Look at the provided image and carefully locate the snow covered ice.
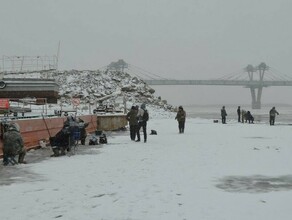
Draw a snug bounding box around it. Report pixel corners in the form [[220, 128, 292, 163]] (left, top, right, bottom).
[[1, 109, 292, 220]]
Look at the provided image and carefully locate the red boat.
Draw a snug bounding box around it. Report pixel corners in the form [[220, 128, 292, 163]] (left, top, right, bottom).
[[0, 114, 127, 157]]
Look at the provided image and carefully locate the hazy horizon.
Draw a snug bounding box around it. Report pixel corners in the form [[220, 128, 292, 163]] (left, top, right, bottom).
[[152, 85, 292, 106], [1, 0, 292, 105]]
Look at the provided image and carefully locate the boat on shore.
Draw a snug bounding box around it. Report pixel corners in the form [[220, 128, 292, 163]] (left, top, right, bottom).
[[0, 73, 129, 158], [0, 78, 59, 103]]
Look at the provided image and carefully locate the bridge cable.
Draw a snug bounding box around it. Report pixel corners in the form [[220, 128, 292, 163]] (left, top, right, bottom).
[[127, 64, 173, 80], [268, 67, 292, 80], [126, 65, 157, 80], [215, 69, 247, 81], [128, 64, 170, 80]]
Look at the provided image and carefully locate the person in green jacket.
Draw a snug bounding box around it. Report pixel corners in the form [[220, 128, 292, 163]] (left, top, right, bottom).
[[3, 123, 26, 165]]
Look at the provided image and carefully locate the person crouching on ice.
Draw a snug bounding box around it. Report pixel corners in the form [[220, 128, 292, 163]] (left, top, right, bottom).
[[3, 123, 26, 166]]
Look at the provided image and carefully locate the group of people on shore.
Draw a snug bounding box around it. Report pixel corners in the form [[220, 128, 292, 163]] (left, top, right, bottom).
[[128, 104, 280, 138], [1, 103, 281, 166], [49, 116, 89, 157], [174, 105, 280, 130], [2, 104, 185, 166], [236, 106, 254, 124], [126, 103, 149, 143], [221, 106, 279, 125], [128, 104, 186, 136], [173, 105, 279, 132]]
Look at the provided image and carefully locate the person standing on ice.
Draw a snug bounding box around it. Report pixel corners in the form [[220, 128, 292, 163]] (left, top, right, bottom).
[[175, 106, 186, 133], [136, 103, 148, 143], [237, 106, 241, 122], [269, 106, 279, 125], [126, 106, 138, 141], [221, 106, 227, 124]]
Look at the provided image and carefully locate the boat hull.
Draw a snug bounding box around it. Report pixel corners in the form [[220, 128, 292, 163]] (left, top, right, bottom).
[[0, 114, 127, 157], [0, 78, 59, 103]]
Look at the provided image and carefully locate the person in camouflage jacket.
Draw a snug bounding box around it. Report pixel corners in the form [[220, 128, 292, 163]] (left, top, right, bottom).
[[3, 123, 26, 165]]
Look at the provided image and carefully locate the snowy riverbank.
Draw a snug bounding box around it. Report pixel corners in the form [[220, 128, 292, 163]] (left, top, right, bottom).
[[1, 113, 292, 220]]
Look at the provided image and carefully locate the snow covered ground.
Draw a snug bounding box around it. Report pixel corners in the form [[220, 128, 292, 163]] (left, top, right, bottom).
[[1, 110, 292, 220]]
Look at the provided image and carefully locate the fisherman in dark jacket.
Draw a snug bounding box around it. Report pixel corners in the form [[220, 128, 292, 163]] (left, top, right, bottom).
[[50, 116, 89, 156], [126, 106, 138, 141], [49, 127, 70, 157], [237, 106, 241, 122], [269, 107, 279, 125], [175, 106, 186, 133], [245, 111, 254, 123], [3, 123, 26, 165], [221, 106, 227, 124]]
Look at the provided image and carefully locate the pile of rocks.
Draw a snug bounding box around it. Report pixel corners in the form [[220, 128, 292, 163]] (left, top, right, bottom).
[[51, 70, 174, 112]]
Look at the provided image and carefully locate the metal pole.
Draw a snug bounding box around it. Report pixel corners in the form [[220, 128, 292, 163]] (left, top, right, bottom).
[[42, 114, 52, 137], [56, 41, 60, 70], [45, 98, 47, 115], [20, 56, 24, 71]]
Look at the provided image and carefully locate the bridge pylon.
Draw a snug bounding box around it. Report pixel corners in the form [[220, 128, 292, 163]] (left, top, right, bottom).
[[245, 63, 268, 109]]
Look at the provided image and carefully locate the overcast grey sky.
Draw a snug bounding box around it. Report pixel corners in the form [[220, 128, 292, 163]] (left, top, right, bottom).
[[1, 0, 292, 105]]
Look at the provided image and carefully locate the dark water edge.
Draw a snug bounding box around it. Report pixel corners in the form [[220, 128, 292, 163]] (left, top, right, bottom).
[[184, 103, 292, 124]]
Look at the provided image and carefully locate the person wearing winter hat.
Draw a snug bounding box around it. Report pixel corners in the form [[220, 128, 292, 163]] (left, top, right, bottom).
[[175, 106, 186, 133], [141, 103, 146, 110], [269, 106, 279, 125], [3, 123, 26, 165], [221, 106, 227, 124], [136, 103, 148, 143], [126, 106, 138, 141]]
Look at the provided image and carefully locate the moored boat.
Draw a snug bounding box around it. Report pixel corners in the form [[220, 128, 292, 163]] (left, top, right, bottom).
[[0, 78, 59, 103], [0, 114, 127, 157]]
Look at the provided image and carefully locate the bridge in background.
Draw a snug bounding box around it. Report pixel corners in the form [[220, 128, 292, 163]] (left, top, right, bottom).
[[119, 62, 292, 109], [144, 79, 292, 87]]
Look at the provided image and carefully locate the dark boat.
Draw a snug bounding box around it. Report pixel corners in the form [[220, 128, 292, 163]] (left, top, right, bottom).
[[0, 78, 59, 103]]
